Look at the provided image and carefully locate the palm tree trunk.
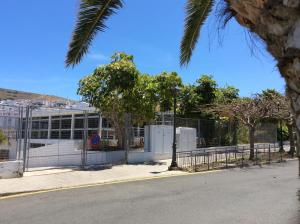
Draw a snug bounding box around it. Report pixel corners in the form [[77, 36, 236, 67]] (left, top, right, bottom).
[[227, 0, 300, 167], [287, 123, 296, 157]]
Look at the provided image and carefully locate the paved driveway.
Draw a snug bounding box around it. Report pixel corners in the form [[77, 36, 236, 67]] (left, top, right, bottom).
[[0, 161, 299, 224]]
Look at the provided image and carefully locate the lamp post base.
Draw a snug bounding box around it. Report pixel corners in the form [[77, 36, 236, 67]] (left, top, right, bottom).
[[168, 161, 179, 171]]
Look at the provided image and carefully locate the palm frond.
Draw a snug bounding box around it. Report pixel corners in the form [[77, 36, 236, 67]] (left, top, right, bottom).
[[66, 0, 123, 67], [180, 0, 214, 66]]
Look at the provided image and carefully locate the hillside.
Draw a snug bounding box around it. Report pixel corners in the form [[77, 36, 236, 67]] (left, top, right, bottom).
[[0, 88, 72, 102]]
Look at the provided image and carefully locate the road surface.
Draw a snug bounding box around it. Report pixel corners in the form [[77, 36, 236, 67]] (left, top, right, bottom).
[[0, 160, 299, 224]]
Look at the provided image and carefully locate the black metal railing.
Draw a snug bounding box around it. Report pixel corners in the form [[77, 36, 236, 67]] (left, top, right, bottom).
[[177, 143, 287, 172]]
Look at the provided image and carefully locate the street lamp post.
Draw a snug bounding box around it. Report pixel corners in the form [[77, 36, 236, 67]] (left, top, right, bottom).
[[169, 86, 179, 170]]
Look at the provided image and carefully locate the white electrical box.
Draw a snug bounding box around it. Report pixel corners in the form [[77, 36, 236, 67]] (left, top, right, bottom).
[[176, 127, 197, 152], [144, 125, 173, 154], [144, 125, 197, 154]]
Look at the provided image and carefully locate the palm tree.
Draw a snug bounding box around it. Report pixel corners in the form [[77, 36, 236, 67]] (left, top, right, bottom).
[[66, 0, 300, 159]]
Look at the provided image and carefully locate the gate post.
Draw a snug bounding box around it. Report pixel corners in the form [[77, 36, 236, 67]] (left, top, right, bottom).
[[22, 106, 30, 172]]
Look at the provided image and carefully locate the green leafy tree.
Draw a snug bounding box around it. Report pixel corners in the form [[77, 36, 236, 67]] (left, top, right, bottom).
[[195, 75, 217, 105], [178, 84, 199, 117], [78, 52, 155, 147], [215, 86, 239, 104], [154, 72, 183, 112]]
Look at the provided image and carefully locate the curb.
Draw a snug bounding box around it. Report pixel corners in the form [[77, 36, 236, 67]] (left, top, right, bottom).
[[0, 170, 221, 200]]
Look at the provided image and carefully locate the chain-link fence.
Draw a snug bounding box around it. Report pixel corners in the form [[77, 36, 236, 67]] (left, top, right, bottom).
[[0, 105, 31, 173], [152, 113, 278, 148], [23, 107, 130, 169], [0, 104, 282, 170]]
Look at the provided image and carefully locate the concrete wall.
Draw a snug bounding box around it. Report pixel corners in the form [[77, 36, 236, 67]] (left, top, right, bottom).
[[128, 151, 153, 163], [27, 140, 126, 167], [0, 160, 23, 179]]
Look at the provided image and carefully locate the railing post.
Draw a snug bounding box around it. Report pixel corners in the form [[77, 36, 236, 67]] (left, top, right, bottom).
[[242, 146, 244, 167], [234, 146, 237, 160], [225, 149, 228, 168], [255, 146, 258, 165], [190, 151, 193, 171], [194, 154, 197, 172], [215, 149, 217, 163], [268, 144, 271, 164], [207, 153, 210, 170]]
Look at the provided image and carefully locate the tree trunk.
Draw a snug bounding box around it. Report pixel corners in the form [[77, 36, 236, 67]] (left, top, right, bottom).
[[227, 0, 300, 169], [249, 126, 255, 160], [231, 118, 238, 145], [287, 123, 296, 157]]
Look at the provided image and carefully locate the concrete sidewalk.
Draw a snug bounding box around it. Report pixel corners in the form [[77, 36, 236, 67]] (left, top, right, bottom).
[[0, 160, 185, 196]]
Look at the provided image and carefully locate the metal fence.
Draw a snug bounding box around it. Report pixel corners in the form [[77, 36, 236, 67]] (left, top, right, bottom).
[[0, 104, 282, 171], [177, 143, 288, 172], [153, 114, 278, 148], [0, 105, 30, 171]]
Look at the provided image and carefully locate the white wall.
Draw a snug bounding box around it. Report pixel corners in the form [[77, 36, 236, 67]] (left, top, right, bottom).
[[0, 160, 23, 179], [25, 126, 197, 167], [27, 140, 125, 168]]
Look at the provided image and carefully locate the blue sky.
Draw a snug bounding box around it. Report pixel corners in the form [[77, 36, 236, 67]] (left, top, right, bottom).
[[0, 0, 285, 100]]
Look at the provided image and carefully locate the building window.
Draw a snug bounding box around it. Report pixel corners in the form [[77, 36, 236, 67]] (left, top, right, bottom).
[[40, 120, 48, 129], [31, 131, 39, 139], [32, 121, 40, 130], [75, 119, 84, 129], [40, 131, 48, 139], [74, 130, 83, 140], [51, 120, 60, 129], [50, 131, 59, 139], [61, 131, 71, 139], [61, 119, 71, 129], [88, 117, 99, 128], [102, 118, 112, 128]]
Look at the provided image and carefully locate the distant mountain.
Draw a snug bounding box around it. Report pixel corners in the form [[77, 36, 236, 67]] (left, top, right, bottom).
[[0, 88, 73, 102]]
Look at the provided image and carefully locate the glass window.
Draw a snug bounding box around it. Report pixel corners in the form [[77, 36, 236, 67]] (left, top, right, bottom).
[[74, 130, 83, 139], [51, 120, 60, 129], [61, 131, 71, 139], [88, 117, 99, 129], [101, 130, 108, 139], [40, 120, 48, 129], [102, 118, 108, 128], [31, 131, 39, 139], [61, 119, 71, 129], [22, 121, 26, 130], [88, 113, 99, 117], [75, 119, 84, 129], [40, 131, 48, 139], [50, 131, 59, 139], [32, 121, 40, 130]]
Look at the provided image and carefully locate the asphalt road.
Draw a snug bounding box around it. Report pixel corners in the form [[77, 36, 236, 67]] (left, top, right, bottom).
[[0, 161, 299, 224]]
